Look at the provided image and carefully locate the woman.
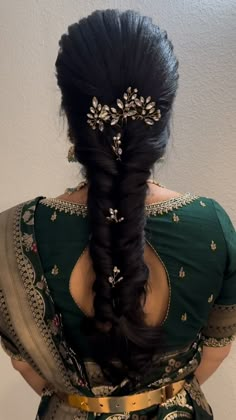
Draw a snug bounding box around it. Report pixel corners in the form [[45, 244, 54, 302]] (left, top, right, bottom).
[[0, 9, 235, 420]]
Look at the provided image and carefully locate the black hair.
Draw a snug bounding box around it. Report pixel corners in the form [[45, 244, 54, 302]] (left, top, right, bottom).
[[55, 9, 179, 380]]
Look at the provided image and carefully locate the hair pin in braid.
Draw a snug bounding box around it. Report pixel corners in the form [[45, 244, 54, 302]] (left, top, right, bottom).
[[106, 208, 124, 223], [112, 133, 122, 160], [108, 266, 123, 288]]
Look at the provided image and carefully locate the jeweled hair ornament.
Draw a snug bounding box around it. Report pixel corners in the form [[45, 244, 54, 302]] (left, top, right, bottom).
[[87, 87, 161, 132], [108, 266, 123, 288], [112, 133, 122, 160], [106, 208, 124, 223]]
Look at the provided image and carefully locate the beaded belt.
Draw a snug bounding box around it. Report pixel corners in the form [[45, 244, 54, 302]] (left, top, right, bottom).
[[59, 380, 185, 413]]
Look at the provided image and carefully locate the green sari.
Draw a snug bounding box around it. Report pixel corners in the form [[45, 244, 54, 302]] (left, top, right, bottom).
[[0, 193, 235, 419]]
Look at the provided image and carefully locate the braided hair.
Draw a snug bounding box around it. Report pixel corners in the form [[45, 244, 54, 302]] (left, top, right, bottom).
[[55, 9, 179, 379]]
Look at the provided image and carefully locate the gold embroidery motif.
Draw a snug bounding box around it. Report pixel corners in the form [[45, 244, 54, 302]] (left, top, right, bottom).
[[51, 211, 57, 221], [22, 206, 35, 225], [210, 240, 217, 251], [164, 358, 183, 375], [184, 376, 212, 415], [200, 201, 206, 207], [172, 213, 180, 222], [163, 411, 192, 420], [40, 198, 88, 217], [22, 233, 34, 252], [179, 267, 185, 278], [202, 303, 236, 338], [181, 313, 187, 322], [146, 193, 199, 216], [161, 388, 193, 411], [106, 414, 130, 420], [51, 265, 59, 276], [40, 193, 199, 218], [202, 335, 236, 347], [208, 294, 213, 303]]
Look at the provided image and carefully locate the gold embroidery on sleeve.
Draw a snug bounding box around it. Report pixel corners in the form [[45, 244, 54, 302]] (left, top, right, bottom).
[[163, 411, 192, 420], [210, 240, 217, 251], [202, 335, 235, 347], [179, 267, 186, 278], [200, 201, 206, 207], [51, 211, 57, 222], [208, 294, 213, 303]]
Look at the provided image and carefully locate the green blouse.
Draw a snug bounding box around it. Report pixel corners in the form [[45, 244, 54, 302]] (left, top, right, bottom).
[[34, 192, 236, 356]]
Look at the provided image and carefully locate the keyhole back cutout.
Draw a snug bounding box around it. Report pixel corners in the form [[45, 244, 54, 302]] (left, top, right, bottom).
[[69, 243, 170, 327]]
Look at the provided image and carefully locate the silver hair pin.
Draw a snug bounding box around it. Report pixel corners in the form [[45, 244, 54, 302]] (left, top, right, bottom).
[[112, 133, 122, 160], [106, 208, 124, 223], [87, 87, 161, 132], [108, 266, 123, 288]]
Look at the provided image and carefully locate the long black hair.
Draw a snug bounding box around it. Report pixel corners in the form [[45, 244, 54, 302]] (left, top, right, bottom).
[[55, 9, 179, 380]]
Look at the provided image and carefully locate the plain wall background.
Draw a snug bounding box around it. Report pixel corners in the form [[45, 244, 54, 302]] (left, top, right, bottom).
[[0, 1, 235, 419]]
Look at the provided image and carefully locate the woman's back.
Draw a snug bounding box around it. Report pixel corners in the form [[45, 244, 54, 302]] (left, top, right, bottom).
[[34, 182, 235, 354]]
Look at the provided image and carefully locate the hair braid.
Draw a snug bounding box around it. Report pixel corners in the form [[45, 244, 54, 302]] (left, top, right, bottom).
[[55, 8, 179, 376]]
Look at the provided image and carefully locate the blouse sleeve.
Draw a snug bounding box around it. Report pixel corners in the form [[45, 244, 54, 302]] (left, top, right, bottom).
[[202, 199, 236, 347]]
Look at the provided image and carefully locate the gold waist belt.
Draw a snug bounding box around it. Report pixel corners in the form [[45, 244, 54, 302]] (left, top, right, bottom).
[[60, 380, 185, 413]]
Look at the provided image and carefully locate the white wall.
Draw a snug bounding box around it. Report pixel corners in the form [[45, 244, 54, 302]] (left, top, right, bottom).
[[0, 1, 235, 419]]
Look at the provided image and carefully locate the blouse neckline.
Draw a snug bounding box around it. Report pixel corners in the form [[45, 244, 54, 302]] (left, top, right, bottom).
[[39, 192, 200, 217]]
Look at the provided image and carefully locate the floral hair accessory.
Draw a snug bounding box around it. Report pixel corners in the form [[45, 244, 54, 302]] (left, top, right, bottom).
[[108, 266, 123, 288], [106, 208, 124, 223], [87, 87, 161, 132], [112, 133, 122, 160]]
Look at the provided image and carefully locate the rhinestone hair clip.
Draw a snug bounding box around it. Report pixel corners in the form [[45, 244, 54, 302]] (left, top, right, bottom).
[[106, 208, 124, 223], [87, 87, 161, 132], [87, 87, 161, 160], [108, 267, 123, 288]]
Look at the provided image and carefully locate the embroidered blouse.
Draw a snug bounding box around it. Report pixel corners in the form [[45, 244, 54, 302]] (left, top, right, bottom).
[[0, 192, 235, 419], [33, 193, 236, 353]]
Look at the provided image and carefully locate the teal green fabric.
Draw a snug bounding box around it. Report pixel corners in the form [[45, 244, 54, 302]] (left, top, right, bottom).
[[1, 194, 235, 419], [34, 195, 236, 354]]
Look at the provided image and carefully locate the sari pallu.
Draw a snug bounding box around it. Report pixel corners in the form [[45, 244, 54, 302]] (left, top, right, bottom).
[[0, 199, 213, 419]]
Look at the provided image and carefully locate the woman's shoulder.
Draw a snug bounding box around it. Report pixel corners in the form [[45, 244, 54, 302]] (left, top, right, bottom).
[[0, 196, 45, 225]]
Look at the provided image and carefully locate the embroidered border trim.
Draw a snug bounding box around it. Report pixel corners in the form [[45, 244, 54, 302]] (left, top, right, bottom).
[[145, 193, 199, 216], [0, 290, 40, 372], [13, 202, 74, 392], [40, 198, 88, 217], [212, 304, 236, 312], [202, 334, 236, 347], [40, 193, 200, 217], [163, 411, 192, 420]]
